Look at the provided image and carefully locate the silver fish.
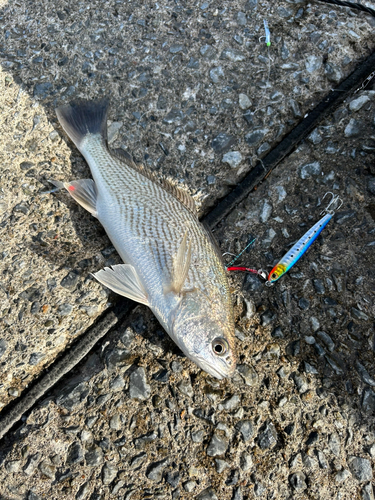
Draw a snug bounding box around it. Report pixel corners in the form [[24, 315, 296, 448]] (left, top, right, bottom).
[[55, 99, 236, 379]]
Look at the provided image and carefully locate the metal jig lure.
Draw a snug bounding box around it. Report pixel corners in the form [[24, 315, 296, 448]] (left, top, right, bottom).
[[265, 192, 342, 286], [226, 193, 342, 286]]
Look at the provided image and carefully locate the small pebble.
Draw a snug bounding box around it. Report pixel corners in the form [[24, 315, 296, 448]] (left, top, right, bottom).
[[129, 367, 151, 400], [361, 483, 375, 500], [260, 309, 276, 326], [328, 432, 341, 456], [304, 362, 318, 375], [57, 303, 73, 316], [355, 361, 375, 387], [109, 414, 122, 430], [310, 317, 320, 331], [351, 308, 369, 321], [196, 487, 218, 500], [335, 469, 350, 483], [183, 480, 196, 492], [240, 453, 253, 472], [317, 331, 335, 352], [237, 364, 258, 386], [348, 457, 373, 482], [38, 459, 56, 480], [211, 132, 236, 153], [166, 471, 180, 488], [0, 339, 7, 359], [60, 271, 79, 290], [313, 279, 325, 294], [317, 450, 328, 469], [85, 446, 104, 467], [238, 93, 251, 110], [200, 45, 216, 59], [289, 472, 307, 491], [5, 461, 21, 473], [235, 420, 254, 442], [206, 432, 229, 457], [222, 151, 242, 168], [324, 63, 342, 83], [66, 442, 84, 465], [257, 421, 277, 449], [298, 298, 310, 310], [221, 48, 245, 62], [344, 118, 361, 138], [215, 458, 230, 473], [299, 161, 321, 179], [305, 55, 322, 73], [171, 360, 183, 373], [210, 66, 225, 84], [253, 482, 266, 497], [107, 122, 123, 143], [177, 378, 194, 398], [260, 201, 272, 223], [245, 129, 269, 147], [218, 394, 240, 411], [146, 458, 169, 482], [293, 372, 309, 393], [307, 129, 322, 145], [349, 95, 370, 112], [191, 430, 205, 443], [102, 462, 118, 485]]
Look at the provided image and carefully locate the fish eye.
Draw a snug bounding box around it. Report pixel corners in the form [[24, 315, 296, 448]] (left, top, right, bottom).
[[271, 272, 278, 280], [212, 338, 229, 356]]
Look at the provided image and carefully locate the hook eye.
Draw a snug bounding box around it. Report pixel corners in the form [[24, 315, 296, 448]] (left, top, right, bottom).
[[257, 269, 268, 280], [320, 192, 342, 215]]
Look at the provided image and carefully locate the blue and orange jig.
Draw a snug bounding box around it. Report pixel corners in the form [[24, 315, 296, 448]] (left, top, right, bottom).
[[265, 192, 342, 285], [227, 192, 343, 286]]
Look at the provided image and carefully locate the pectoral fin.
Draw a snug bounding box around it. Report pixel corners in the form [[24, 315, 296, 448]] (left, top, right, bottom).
[[50, 179, 98, 217], [164, 232, 192, 295], [94, 264, 149, 306]]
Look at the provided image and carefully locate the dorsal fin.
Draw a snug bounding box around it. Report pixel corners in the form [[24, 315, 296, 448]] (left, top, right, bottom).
[[110, 147, 197, 216], [159, 177, 197, 214], [202, 221, 225, 264]]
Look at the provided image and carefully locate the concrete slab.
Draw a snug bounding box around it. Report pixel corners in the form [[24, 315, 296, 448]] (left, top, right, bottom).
[[0, 0, 374, 410], [0, 0, 374, 498], [1, 87, 375, 497]]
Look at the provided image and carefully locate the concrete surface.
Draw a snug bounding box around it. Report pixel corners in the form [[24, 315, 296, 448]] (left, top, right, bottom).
[[0, 0, 374, 499]]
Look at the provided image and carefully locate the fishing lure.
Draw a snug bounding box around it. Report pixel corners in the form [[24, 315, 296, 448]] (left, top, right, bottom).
[[266, 193, 342, 285], [263, 20, 271, 47], [226, 193, 342, 285]]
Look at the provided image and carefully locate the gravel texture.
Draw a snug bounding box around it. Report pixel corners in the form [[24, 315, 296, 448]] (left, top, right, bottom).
[[0, 0, 375, 498], [0, 0, 374, 409]]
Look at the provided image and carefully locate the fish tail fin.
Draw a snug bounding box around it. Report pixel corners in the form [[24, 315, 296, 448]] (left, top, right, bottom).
[[56, 99, 109, 150]]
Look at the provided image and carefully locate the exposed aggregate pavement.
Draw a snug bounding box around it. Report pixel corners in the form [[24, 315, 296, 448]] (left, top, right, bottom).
[[0, 0, 375, 499]]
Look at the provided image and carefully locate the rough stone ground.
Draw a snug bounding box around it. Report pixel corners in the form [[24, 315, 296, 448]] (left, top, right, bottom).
[[0, 0, 374, 499]]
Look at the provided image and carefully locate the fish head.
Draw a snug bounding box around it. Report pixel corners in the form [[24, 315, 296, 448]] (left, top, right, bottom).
[[171, 291, 237, 379], [267, 263, 286, 283]]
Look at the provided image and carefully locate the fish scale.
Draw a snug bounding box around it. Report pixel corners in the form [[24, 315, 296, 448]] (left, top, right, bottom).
[[55, 99, 236, 379], [93, 151, 230, 340]]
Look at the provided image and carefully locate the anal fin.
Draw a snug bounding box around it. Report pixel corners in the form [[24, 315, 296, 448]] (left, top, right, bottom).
[[93, 264, 149, 306], [50, 179, 98, 217]]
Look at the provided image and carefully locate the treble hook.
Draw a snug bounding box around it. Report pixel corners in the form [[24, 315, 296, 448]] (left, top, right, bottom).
[[320, 192, 343, 216]]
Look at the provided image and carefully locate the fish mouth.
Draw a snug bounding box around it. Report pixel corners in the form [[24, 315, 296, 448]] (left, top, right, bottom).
[[195, 356, 235, 380]]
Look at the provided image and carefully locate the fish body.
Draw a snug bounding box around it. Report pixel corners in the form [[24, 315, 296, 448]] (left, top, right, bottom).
[[55, 99, 236, 379], [267, 212, 333, 283]]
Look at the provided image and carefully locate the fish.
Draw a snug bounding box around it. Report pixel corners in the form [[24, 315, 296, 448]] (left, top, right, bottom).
[[54, 99, 236, 379]]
